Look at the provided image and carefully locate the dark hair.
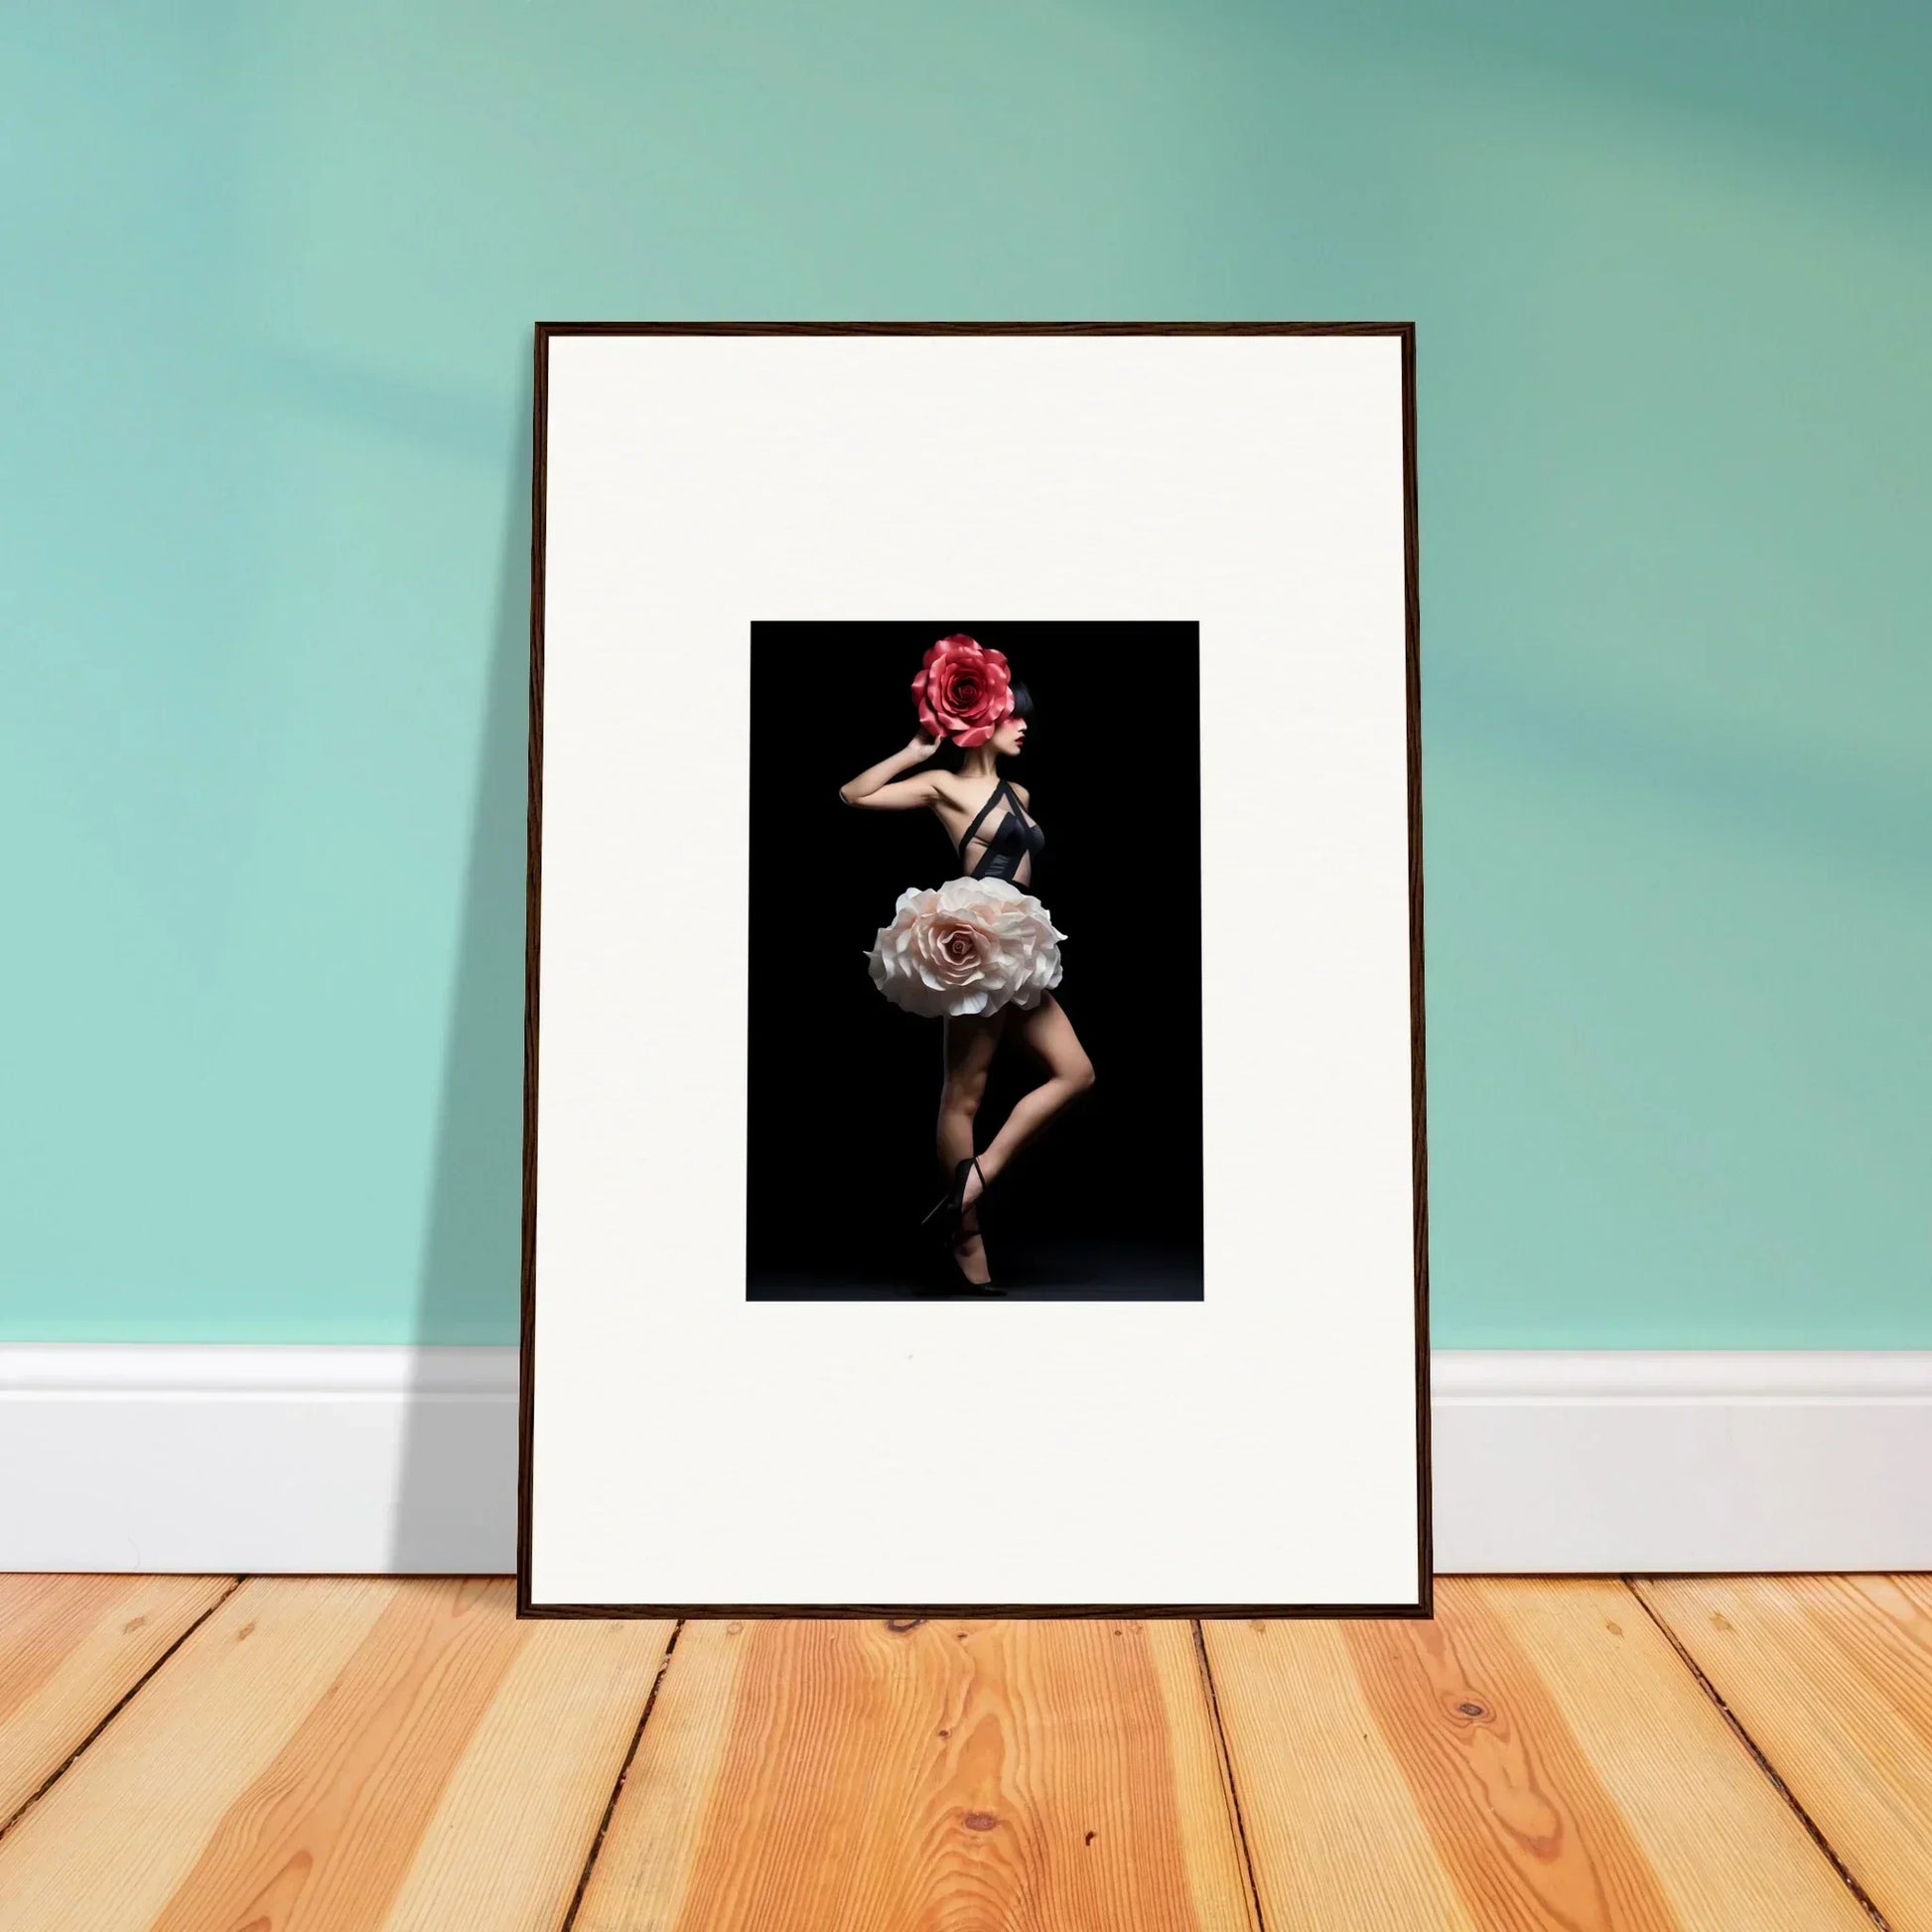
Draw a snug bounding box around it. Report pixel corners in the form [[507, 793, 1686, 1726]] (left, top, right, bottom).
[[1008, 679, 1035, 721]]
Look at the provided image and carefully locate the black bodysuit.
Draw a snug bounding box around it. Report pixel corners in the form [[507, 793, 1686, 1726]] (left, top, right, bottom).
[[957, 778, 1045, 888]]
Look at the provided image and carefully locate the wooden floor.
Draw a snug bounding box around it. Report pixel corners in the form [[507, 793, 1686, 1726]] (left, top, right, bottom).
[[0, 1578, 1926, 1928]]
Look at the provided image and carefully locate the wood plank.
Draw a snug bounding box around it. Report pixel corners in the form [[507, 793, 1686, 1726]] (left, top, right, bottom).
[[1637, 1573, 1932, 1928], [576, 1615, 1257, 1931], [377, 1603, 675, 1932], [0, 1574, 234, 1830], [0, 1577, 672, 1931], [1202, 1579, 1870, 1930], [0, 1575, 392, 1928]]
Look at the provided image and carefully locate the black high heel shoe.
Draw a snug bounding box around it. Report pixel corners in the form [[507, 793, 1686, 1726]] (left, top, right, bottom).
[[921, 1157, 988, 1242], [919, 1158, 1004, 1295]]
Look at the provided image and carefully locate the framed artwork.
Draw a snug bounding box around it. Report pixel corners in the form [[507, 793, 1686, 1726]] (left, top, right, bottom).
[[519, 324, 1430, 1617]]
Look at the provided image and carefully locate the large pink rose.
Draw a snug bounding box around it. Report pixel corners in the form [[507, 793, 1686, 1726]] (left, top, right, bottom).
[[867, 877, 1064, 1019], [911, 633, 1014, 749]]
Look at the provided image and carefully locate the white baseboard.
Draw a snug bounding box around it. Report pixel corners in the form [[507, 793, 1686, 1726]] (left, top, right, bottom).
[[1431, 1351, 1932, 1574], [4, 1346, 1929, 1577], [0, 1346, 516, 1576]]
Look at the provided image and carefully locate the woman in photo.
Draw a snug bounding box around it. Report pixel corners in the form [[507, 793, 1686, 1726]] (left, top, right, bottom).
[[839, 635, 1096, 1292]]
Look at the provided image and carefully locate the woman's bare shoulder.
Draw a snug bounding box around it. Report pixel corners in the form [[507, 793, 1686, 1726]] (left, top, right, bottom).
[[1009, 780, 1032, 807]]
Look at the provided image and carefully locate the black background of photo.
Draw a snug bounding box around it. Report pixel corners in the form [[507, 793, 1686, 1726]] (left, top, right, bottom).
[[745, 621, 1203, 1300]]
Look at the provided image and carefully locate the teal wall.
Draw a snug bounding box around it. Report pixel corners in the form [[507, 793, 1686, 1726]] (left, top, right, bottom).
[[5, 3, 1928, 1346]]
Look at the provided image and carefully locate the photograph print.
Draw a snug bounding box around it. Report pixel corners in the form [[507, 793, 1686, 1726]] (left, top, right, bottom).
[[522, 324, 1426, 1615], [747, 621, 1202, 1302]]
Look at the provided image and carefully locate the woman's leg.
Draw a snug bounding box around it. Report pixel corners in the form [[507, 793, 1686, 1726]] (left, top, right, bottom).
[[962, 995, 1094, 1207], [938, 1011, 1005, 1283]]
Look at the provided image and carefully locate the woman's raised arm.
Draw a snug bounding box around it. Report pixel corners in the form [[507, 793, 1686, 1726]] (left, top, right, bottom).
[[839, 732, 943, 809]]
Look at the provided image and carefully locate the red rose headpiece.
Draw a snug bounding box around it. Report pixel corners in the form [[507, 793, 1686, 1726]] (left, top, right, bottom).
[[912, 633, 1015, 749]]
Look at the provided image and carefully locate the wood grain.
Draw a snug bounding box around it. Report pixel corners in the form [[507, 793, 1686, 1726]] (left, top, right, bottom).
[[0, 1574, 233, 1831], [1202, 1579, 1871, 1929], [1637, 1573, 1932, 1928], [7, 1576, 1926, 1931], [375, 1596, 673, 1932], [575, 1615, 1257, 1931], [0, 1577, 672, 1931]]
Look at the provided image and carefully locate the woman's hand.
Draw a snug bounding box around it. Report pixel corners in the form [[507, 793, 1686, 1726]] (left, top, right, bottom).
[[906, 727, 939, 759]]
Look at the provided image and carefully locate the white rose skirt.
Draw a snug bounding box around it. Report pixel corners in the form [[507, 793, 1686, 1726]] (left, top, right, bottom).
[[867, 877, 1065, 1020]]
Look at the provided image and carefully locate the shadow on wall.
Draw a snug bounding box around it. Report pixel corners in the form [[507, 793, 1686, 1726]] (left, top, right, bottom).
[[389, 359, 532, 1573]]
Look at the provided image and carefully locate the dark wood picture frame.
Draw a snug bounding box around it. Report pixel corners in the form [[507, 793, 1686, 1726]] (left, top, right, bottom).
[[516, 322, 1431, 1620]]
